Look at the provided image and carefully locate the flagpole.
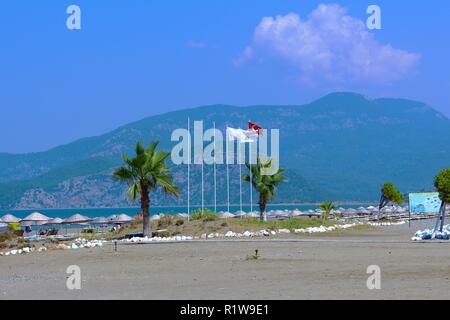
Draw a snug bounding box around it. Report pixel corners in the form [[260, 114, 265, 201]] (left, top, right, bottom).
[[239, 142, 242, 213], [213, 122, 217, 213], [226, 127, 230, 213], [187, 118, 190, 222], [250, 141, 253, 212]]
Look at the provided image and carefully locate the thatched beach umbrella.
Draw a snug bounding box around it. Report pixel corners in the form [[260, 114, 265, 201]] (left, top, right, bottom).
[[233, 211, 246, 218], [63, 214, 92, 224], [44, 218, 64, 226], [1, 214, 21, 223], [245, 212, 259, 218], [92, 217, 109, 225], [21, 212, 50, 226], [150, 214, 161, 221], [110, 214, 133, 224], [219, 212, 235, 219], [291, 209, 303, 217]]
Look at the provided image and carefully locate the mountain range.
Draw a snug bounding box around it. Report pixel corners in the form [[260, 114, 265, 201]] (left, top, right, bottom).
[[1, 92, 449, 210]]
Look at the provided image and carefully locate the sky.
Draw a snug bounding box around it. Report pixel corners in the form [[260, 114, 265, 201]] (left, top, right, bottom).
[[0, 0, 449, 153]]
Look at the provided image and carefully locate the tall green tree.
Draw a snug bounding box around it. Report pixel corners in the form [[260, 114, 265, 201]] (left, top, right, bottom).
[[113, 141, 179, 236], [434, 168, 450, 231], [319, 201, 336, 221], [378, 182, 403, 220], [243, 158, 286, 221]]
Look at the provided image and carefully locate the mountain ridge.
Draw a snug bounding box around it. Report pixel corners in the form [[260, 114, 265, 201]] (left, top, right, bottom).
[[1, 92, 449, 209]]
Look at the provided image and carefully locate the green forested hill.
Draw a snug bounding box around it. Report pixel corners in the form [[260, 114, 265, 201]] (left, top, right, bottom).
[[1, 92, 449, 209]]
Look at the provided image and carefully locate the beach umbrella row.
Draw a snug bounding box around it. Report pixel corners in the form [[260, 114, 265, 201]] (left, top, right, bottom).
[[0, 212, 135, 227]]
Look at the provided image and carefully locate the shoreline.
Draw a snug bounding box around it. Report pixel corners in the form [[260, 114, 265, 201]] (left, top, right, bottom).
[[1, 202, 379, 212]]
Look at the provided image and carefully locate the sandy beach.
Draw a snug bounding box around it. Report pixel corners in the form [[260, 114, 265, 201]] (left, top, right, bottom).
[[1, 219, 449, 300]]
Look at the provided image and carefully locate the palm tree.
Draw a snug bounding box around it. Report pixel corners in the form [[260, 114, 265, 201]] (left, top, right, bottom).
[[319, 201, 336, 221], [113, 141, 180, 236], [243, 157, 285, 221]]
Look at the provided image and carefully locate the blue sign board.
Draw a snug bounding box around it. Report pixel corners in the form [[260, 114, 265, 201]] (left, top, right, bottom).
[[409, 193, 442, 213]]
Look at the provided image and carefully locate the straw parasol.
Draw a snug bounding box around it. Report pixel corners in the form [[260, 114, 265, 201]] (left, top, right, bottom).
[[219, 212, 235, 219], [110, 214, 133, 224], [150, 214, 161, 221], [233, 211, 246, 218], [92, 217, 109, 225], [63, 214, 92, 224], [1, 214, 21, 223], [44, 218, 64, 226], [21, 212, 50, 226], [245, 212, 259, 218]]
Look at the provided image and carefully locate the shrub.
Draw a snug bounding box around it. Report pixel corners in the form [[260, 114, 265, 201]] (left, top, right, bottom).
[[158, 215, 173, 228], [175, 219, 184, 226], [0, 232, 13, 243], [158, 230, 171, 238], [191, 209, 219, 221]]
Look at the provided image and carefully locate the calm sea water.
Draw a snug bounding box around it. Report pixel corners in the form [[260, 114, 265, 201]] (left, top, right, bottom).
[[0, 204, 373, 219]]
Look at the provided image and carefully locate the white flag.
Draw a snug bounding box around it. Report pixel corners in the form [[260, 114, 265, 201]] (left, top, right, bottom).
[[227, 127, 258, 143]]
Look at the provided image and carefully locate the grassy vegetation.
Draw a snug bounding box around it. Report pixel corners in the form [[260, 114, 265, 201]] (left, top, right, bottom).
[[191, 209, 219, 222], [228, 217, 338, 230], [98, 215, 357, 241]]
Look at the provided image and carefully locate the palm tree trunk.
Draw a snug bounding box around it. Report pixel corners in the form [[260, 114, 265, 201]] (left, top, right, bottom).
[[141, 184, 151, 237], [259, 194, 267, 222]]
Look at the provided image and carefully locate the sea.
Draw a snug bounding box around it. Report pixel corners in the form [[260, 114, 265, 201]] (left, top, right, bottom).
[[0, 204, 376, 219]]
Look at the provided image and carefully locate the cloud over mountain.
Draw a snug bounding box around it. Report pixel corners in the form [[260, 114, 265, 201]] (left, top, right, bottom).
[[238, 4, 420, 85]]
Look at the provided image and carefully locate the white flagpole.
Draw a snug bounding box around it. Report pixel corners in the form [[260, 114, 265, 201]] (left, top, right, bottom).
[[250, 141, 253, 212], [187, 118, 190, 222], [213, 122, 217, 213], [226, 128, 230, 213], [239, 142, 242, 213]]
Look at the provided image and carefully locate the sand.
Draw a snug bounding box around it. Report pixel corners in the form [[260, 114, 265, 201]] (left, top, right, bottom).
[[1, 219, 450, 300]]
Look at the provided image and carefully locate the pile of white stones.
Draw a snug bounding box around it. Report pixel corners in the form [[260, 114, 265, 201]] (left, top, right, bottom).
[[67, 238, 107, 249], [411, 224, 450, 241], [0, 246, 43, 256], [368, 221, 406, 227], [122, 235, 194, 243]]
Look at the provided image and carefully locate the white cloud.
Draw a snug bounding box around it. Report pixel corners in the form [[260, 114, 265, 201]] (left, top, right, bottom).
[[233, 46, 253, 66], [239, 4, 420, 84]]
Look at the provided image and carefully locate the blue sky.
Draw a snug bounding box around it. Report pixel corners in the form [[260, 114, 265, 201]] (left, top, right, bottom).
[[0, 0, 449, 153]]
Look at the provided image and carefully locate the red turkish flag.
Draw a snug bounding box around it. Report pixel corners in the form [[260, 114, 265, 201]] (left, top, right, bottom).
[[248, 121, 263, 135]]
